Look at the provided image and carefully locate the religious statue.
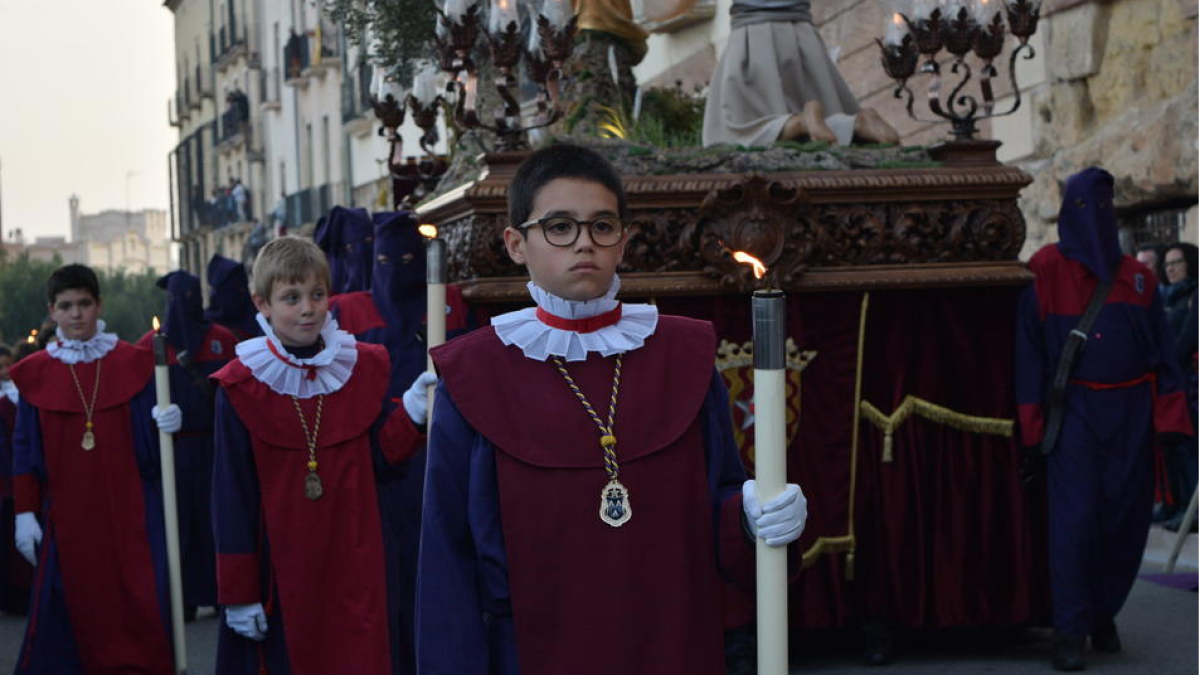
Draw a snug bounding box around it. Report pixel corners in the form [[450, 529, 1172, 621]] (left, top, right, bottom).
[[701, 0, 900, 147]]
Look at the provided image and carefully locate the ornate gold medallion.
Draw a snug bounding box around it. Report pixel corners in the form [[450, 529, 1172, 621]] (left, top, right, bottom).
[[599, 479, 632, 527], [81, 430, 95, 451], [304, 471, 324, 501]]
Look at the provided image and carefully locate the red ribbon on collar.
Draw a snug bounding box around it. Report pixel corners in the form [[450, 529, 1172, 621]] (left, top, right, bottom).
[[535, 305, 623, 334], [266, 339, 319, 380]]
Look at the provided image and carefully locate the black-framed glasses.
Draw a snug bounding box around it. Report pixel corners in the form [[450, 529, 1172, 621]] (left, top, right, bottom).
[[516, 216, 626, 248]]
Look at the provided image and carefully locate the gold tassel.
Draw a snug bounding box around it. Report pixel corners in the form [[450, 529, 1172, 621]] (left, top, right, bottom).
[[861, 396, 1013, 461], [845, 551, 855, 581]]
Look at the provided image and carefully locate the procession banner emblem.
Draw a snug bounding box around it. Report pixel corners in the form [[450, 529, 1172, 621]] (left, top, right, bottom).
[[715, 339, 816, 476]]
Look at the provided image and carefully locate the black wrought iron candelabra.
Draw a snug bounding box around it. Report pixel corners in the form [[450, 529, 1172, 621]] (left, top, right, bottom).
[[876, 0, 1041, 142], [433, 3, 578, 152], [371, 84, 445, 207]]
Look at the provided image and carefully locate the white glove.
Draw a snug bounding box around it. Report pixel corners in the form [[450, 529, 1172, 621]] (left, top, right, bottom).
[[225, 603, 268, 641], [402, 372, 439, 424], [743, 480, 808, 547], [151, 404, 183, 434], [14, 512, 41, 566]]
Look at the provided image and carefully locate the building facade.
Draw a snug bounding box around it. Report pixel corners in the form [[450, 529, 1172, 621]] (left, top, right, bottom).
[[69, 195, 171, 274], [165, 0, 444, 282]]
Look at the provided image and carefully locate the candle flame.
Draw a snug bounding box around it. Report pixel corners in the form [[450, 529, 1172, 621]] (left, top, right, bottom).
[[892, 11, 903, 25], [733, 251, 767, 279], [419, 224, 439, 239], [152, 316, 161, 332], [26, 336, 34, 344], [499, 0, 509, 9], [30, 329, 37, 337]]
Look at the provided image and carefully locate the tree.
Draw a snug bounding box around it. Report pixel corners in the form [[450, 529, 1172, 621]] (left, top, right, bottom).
[[0, 252, 62, 346], [0, 253, 167, 347]]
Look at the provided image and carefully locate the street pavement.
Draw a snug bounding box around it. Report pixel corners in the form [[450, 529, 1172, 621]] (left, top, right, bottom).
[[0, 568, 1190, 673]]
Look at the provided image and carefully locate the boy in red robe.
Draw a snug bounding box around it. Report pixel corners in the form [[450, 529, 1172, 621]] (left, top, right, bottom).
[[411, 144, 810, 675], [210, 236, 423, 675], [9, 264, 183, 674]]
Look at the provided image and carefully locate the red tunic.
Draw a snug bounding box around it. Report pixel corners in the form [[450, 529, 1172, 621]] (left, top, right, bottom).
[[9, 343, 174, 675], [431, 316, 751, 675], [212, 343, 395, 675]]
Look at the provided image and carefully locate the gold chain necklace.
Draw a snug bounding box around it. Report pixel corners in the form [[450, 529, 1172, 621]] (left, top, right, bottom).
[[67, 360, 102, 451], [551, 354, 630, 527], [290, 395, 325, 501]]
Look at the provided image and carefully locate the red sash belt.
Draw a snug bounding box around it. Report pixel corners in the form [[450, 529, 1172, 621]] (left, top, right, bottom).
[[1069, 372, 1155, 391]]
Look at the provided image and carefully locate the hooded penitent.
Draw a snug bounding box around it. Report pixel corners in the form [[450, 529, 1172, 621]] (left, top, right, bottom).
[[318, 207, 376, 295], [158, 270, 210, 358], [205, 254, 260, 339], [1056, 167, 1123, 281]]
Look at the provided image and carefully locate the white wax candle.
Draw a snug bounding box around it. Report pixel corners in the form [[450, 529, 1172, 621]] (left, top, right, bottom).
[[541, 0, 571, 29], [884, 12, 907, 44], [528, 18, 543, 55], [974, 0, 999, 23], [446, 0, 473, 20], [413, 67, 440, 105], [489, 0, 520, 33]]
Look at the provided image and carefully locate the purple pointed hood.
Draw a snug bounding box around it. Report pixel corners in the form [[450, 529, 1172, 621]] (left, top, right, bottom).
[[1057, 167, 1123, 281], [317, 206, 375, 294], [370, 210, 427, 338], [157, 270, 210, 356], [204, 254, 261, 338], [314, 212, 347, 296]]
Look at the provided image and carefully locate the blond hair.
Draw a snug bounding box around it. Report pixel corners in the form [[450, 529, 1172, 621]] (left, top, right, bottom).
[[250, 236, 332, 300]]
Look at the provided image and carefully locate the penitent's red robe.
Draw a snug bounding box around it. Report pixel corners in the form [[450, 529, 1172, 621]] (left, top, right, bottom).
[[211, 342, 417, 675], [418, 316, 755, 675], [9, 342, 175, 675]]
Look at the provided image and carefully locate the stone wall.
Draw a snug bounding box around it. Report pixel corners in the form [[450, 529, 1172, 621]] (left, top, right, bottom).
[[634, 0, 1198, 257]]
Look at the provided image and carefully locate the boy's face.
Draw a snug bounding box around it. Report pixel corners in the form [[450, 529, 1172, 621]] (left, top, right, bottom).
[[503, 178, 626, 302], [253, 274, 329, 347], [48, 288, 102, 342]]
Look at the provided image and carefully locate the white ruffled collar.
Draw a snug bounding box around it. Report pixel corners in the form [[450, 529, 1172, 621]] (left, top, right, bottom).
[[46, 320, 120, 365], [491, 276, 659, 362], [0, 380, 17, 405], [235, 313, 359, 398]]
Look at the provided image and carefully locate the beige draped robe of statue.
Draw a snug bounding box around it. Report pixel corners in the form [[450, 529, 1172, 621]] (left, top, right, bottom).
[[702, 0, 861, 147]]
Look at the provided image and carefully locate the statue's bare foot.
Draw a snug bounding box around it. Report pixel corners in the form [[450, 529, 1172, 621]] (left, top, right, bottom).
[[853, 107, 901, 145], [802, 100, 838, 143], [779, 101, 838, 143]]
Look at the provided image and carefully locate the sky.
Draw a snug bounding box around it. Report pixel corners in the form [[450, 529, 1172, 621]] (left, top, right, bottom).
[[0, 0, 177, 242]]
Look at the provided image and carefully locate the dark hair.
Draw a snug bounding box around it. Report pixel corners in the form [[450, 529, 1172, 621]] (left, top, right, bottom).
[[1137, 243, 1166, 282], [1166, 242, 1199, 281], [46, 264, 101, 305], [507, 144, 627, 230], [0, 345, 10, 360]]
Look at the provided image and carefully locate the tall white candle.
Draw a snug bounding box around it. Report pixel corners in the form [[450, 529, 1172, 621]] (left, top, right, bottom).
[[152, 321, 188, 675], [423, 228, 447, 425], [752, 290, 788, 675]]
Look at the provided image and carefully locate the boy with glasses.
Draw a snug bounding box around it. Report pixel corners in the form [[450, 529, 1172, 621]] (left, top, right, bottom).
[[410, 144, 809, 675]]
